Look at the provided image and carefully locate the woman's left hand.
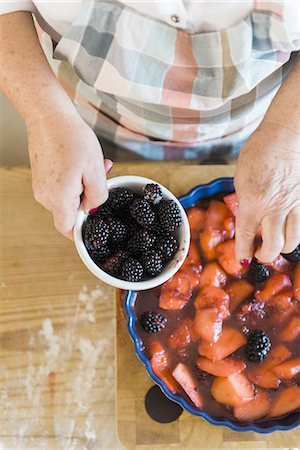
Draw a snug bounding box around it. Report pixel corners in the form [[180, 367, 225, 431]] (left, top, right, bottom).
[[234, 121, 300, 264]]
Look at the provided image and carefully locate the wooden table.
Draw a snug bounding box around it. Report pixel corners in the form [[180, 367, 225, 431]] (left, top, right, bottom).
[[1, 165, 299, 450]]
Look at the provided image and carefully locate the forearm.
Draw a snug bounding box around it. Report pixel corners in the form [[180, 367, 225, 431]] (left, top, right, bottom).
[[0, 11, 76, 126], [259, 56, 300, 136]]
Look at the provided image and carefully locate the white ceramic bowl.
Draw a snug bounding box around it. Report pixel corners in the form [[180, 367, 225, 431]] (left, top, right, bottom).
[[74, 176, 190, 290]]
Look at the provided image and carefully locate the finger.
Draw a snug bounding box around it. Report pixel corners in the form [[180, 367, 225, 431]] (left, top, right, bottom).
[[235, 209, 258, 264], [53, 197, 80, 240], [282, 207, 300, 253], [255, 214, 286, 263], [104, 159, 113, 174], [81, 163, 109, 212]]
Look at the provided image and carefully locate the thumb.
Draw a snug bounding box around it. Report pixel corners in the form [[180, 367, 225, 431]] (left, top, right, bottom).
[[81, 160, 112, 212]]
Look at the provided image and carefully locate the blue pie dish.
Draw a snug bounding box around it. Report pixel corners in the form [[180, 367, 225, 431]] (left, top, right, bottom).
[[124, 177, 300, 434]]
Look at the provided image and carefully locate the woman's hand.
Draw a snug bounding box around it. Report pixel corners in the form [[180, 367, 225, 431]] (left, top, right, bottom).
[[28, 111, 112, 239], [234, 121, 300, 264]]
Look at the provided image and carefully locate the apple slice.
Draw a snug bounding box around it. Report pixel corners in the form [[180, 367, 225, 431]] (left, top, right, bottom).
[[216, 240, 245, 276], [268, 386, 300, 418], [194, 285, 230, 319], [224, 193, 238, 217], [256, 273, 292, 302], [187, 207, 207, 237], [194, 308, 223, 343], [226, 280, 255, 313], [172, 363, 203, 408], [197, 356, 245, 377], [273, 357, 300, 379], [198, 327, 246, 361], [278, 316, 300, 342], [211, 372, 254, 407], [294, 262, 300, 301], [199, 262, 227, 288], [199, 227, 223, 262], [233, 389, 271, 421]]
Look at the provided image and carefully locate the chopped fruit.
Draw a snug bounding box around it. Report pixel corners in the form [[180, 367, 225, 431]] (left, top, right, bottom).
[[198, 327, 246, 361], [163, 272, 192, 296], [278, 316, 300, 342], [248, 345, 292, 389], [223, 216, 235, 240], [198, 262, 227, 289], [236, 298, 266, 322], [140, 311, 167, 333], [194, 308, 223, 343], [149, 342, 169, 375], [183, 241, 201, 266], [197, 356, 246, 377], [223, 193, 239, 217], [233, 389, 271, 421], [226, 280, 255, 313], [268, 254, 290, 273], [183, 265, 202, 289], [159, 289, 190, 310], [268, 386, 300, 418], [187, 207, 206, 237], [281, 244, 300, 262], [211, 373, 254, 407], [206, 200, 232, 230], [194, 286, 230, 319], [256, 273, 292, 302], [199, 228, 223, 262], [248, 260, 270, 283], [216, 240, 245, 277], [169, 319, 195, 349], [265, 289, 293, 323], [245, 330, 271, 362], [172, 363, 203, 408], [294, 262, 300, 301], [160, 373, 179, 394], [273, 357, 300, 379]]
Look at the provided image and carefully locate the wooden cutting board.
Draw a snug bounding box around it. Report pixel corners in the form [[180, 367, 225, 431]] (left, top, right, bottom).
[[115, 165, 300, 450]]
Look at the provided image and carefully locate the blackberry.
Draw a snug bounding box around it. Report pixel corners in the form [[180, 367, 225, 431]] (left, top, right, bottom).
[[130, 199, 156, 227], [107, 187, 134, 211], [83, 217, 109, 246], [247, 260, 270, 283], [101, 251, 128, 277], [245, 330, 271, 362], [143, 183, 163, 205], [121, 258, 143, 282], [93, 202, 113, 219], [156, 235, 179, 261], [140, 311, 167, 333], [282, 244, 300, 262], [85, 240, 111, 263], [157, 200, 182, 232], [106, 217, 127, 244], [142, 250, 164, 277], [127, 230, 157, 254]]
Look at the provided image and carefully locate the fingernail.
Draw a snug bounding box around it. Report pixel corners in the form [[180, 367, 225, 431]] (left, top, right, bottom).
[[104, 159, 113, 174], [240, 259, 251, 268], [89, 207, 98, 215]]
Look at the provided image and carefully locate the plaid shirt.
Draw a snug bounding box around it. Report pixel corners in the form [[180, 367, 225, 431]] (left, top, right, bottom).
[[37, 0, 300, 160]]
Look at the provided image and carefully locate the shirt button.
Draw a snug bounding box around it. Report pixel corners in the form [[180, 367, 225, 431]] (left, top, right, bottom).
[[171, 14, 180, 23]]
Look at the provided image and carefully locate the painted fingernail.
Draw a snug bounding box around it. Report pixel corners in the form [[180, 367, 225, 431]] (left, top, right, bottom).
[[240, 259, 251, 268], [89, 207, 98, 215]]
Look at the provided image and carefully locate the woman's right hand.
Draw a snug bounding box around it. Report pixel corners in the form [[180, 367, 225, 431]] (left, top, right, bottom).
[[27, 111, 113, 239]]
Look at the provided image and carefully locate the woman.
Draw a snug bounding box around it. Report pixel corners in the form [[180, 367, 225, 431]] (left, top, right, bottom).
[[1, 0, 299, 265]]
